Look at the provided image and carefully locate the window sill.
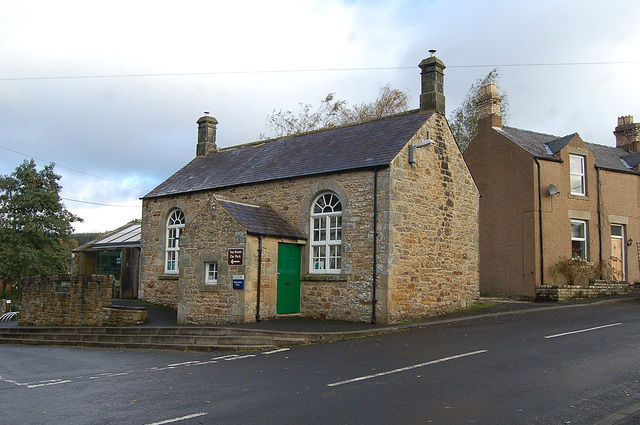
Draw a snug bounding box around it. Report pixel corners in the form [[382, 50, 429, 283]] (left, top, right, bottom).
[[159, 274, 179, 280], [568, 194, 589, 200], [301, 274, 347, 282]]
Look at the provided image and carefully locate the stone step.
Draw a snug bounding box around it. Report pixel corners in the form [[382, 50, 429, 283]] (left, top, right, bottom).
[[0, 336, 273, 352], [0, 326, 309, 338], [5, 333, 306, 346], [0, 332, 305, 346], [0, 327, 310, 351]]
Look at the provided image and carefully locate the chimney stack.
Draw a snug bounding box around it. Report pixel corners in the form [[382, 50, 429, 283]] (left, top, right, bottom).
[[196, 113, 218, 156], [614, 115, 640, 152], [419, 50, 446, 115], [478, 82, 502, 128]]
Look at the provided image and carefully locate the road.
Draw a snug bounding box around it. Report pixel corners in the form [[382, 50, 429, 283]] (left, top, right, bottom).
[[0, 299, 639, 424]]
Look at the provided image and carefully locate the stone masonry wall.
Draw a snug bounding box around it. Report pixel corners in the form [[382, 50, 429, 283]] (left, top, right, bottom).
[[20, 274, 113, 326], [222, 172, 385, 323], [177, 197, 248, 325], [141, 170, 384, 323], [386, 113, 480, 322], [536, 283, 629, 301]]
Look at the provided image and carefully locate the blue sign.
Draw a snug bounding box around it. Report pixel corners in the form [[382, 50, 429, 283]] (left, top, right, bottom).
[[232, 275, 245, 290]]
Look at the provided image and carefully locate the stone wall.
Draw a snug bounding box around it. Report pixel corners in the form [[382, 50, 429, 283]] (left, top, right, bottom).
[[141, 170, 384, 323], [387, 113, 480, 322], [536, 283, 630, 301], [101, 305, 147, 326], [20, 274, 113, 326], [177, 197, 249, 325]]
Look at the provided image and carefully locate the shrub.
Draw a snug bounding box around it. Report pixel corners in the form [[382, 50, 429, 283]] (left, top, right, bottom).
[[551, 257, 625, 285], [551, 257, 598, 285]]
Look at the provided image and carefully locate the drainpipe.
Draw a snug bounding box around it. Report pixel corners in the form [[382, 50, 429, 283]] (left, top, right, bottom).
[[596, 168, 603, 266], [535, 158, 544, 285], [256, 236, 263, 322], [371, 168, 379, 324]]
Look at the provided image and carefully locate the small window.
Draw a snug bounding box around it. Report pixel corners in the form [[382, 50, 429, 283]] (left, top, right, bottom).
[[205, 262, 218, 285], [570, 155, 586, 196], [571, 220, 588, 259]]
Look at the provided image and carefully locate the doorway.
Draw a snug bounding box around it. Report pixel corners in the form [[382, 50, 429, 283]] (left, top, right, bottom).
[[611, 224, 625, 281], [277, 243, 301, 314]]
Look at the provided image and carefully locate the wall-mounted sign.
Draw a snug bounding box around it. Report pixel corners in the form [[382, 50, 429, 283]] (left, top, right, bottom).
[[232, 275, 245, 290], [228, 248, 244, 266]]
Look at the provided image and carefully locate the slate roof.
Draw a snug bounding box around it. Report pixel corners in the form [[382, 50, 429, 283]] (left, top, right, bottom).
[[586, 143, 640, 174], [217, 198, 305, 239], [494, 126, 563, 161], [144, 111, 432, 199], [495, 126, 639, 174]]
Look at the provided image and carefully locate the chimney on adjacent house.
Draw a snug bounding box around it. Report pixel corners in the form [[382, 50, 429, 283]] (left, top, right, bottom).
[[477, 82, 502, 128], [614, 115, 640, 152], [196, 113, 218, 156], [419, 50, 446, 115]]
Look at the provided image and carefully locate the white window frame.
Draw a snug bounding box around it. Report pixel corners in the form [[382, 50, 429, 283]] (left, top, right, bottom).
[[571, 219, 588, 259], [205, 262, 218, 285], [570, 154, 586, 196], [310, 192, 342, 274], [165, 209, 185, 274]]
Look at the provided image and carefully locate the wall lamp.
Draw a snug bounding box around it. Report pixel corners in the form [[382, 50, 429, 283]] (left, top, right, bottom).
[[627, 238, 633, 247], [408, 138, 435, 163]]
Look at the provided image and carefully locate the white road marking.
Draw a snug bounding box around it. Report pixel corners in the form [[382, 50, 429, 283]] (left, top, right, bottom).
[[327, 350, 488, 387], [144, 412, 208, 425], [211, 354, 241, 360], [224, 354, 256, 361], [544, 322, 623, 339], [263, 348, 290, 355], [90, 372, 130, 379], [167, 361, 201, 367], [27, 379, 72, 389], [2, 350, 268, 390]]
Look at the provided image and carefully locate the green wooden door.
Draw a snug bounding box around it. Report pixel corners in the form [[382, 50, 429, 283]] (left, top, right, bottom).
[[277, 243, 301, 314]]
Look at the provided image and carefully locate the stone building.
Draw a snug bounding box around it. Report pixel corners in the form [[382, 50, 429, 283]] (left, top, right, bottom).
[[140, 54, 480, 325], [464, 83, 640, 298]]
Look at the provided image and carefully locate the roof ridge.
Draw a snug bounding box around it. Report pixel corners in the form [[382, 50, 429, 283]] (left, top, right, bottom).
[[500, 125, 560, 139], [585, 141, 629, 152], [218, 109, 423, 153]]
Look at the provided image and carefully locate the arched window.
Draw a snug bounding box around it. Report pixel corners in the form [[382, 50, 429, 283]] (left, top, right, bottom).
[[165, 209, 185, 274], [310, 193, 342, 273]]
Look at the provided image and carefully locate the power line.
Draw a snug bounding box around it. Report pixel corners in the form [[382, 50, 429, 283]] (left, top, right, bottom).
[[0, 144, 150, 192], [61, 197, 141, 208], [0, 61, 638, 81]]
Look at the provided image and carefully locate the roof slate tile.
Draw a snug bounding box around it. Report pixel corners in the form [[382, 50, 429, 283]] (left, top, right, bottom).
[[217, 199, 305, 239], [495, 126, 639, 175], [145, 111, 432, 198]]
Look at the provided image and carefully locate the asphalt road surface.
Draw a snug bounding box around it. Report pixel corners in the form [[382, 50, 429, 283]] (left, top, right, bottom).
[[1, 299, 639, 424]]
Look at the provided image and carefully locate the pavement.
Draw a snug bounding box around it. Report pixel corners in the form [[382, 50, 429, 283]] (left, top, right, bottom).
[[4, 293, 637, 334]]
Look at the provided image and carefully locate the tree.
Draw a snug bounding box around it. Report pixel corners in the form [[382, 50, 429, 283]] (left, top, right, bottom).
[[0, 160, 82, 295], [261, 84, 409, 139], [448, 68, 509, 151]]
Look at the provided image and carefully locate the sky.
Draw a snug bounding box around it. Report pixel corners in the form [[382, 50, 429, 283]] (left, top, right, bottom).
[[1, 0, 639, 233]]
